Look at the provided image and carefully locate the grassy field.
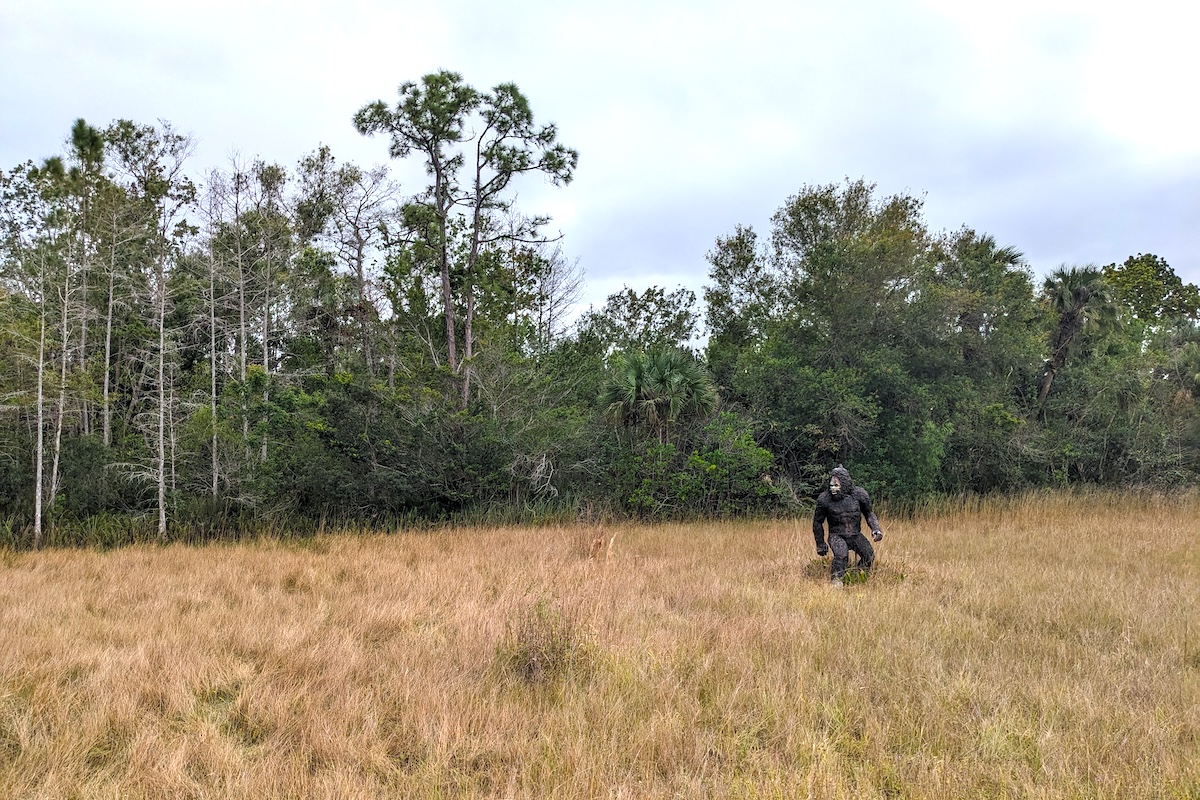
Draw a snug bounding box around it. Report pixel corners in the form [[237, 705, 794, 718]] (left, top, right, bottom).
[[1, 493, 1197, 799]]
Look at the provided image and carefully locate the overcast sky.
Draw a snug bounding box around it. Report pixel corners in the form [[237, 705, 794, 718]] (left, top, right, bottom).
[[3, 0, 1198, 312]]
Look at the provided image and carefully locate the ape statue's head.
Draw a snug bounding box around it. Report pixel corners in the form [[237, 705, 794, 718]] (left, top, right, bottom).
[[828, 466, 853, 499]]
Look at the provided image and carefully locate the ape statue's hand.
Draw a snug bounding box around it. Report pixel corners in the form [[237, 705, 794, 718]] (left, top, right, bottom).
[[872, 529, 884, 543], [816, 544, 829, 557]]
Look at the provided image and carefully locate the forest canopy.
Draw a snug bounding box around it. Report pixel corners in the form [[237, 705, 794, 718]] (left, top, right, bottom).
[[2, 72, 1199, 546]]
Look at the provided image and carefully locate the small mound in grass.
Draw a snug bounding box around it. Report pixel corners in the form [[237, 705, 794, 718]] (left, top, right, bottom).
[[802, 556, 913, 586]]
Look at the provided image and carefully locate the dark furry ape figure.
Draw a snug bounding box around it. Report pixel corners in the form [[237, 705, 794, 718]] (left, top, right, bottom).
[[812, 466, 884, 584]]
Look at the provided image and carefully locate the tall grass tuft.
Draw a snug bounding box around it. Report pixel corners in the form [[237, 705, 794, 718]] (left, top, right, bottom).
[[496, 597, 598, 685]]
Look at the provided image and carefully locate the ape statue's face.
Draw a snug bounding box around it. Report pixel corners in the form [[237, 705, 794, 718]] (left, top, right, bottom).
[[829, 476, 842, 498]]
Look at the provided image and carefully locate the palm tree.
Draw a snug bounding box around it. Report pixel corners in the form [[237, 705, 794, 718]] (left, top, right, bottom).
[[940, 231, 1027, 366], [1037, 266, 1117, 402], [600, 348, 717, 443], [600, 349, 652, 432]]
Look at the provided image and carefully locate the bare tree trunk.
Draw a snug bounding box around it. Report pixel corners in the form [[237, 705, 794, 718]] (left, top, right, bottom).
[[48, 262, 71, 509], [200, 169, 229, 500], [33, 256, 48, 549], [355, 239, 374, 377], [102, 253, 115, 446], [435, 161, 457, 374], [462, 280, 474, 408], [156, 248, 167, 540], [78, 229, 90, 436], [239, 253, 249, 458], [387, 345, 396, 391], [260, 258, 270, 464], [99, 200, 139, 448], [440, 244, 456, 373], [1036, 366, 1057, 404], [210, 241, 219, 499], [461, 168, 485, 410], [169, 382, 178, 509], [227, 166, 250, 464]]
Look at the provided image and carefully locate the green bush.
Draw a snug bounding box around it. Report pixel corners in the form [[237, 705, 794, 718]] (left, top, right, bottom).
[[620, 412, 792, 518]]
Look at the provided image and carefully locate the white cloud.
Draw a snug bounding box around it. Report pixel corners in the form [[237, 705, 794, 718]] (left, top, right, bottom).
[[2, 0, 1198, 302]]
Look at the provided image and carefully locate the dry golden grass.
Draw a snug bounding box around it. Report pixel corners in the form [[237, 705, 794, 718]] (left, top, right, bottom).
[[1, 493, 1197, 799]]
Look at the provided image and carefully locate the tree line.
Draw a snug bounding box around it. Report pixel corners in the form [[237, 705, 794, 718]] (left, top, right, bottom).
[[2, 71, 1198, 546]]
